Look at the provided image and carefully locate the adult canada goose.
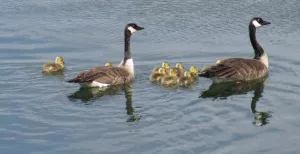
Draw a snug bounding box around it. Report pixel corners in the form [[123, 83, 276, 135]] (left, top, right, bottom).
[[67, 23, 144, 87], [199, 17, 271, 82], [161, 68, 179, 86], [179, 71, 194, 87], [149, 68, 166, 82], [42, 56, 65, 73]]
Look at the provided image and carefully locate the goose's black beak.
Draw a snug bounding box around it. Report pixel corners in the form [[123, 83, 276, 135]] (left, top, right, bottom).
[[136, 26, 144, 31], [263, 20, 271, 25]]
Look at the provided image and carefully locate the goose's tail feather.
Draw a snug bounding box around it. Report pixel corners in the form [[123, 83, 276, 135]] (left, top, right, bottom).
[[67, 78, 79, 83]]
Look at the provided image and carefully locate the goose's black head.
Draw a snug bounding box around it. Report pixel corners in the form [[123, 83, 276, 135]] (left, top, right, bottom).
[[125, 23, 144, 35], [250, 17, 271, 28]]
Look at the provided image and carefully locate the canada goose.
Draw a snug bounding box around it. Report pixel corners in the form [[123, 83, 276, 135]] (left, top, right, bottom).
[[189, 66, 199, 80], [173, 62, 184, 77], [152, 62, 170, 73], [104, 62, 113, 67], [67, 23, 144, 87], [149, 68, 166, 82], [199, 17, 271, 82], [161, 68, 179, 86], [42, 56, 65, 73], [179, 71, 194, 86]]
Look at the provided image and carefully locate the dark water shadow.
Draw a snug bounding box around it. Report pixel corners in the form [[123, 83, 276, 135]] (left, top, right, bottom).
[[68, 84, 141, 122], [200, 76, 271, 126]]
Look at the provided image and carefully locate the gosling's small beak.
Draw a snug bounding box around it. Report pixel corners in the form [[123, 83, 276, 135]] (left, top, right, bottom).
[[263, 20, 271, 25]]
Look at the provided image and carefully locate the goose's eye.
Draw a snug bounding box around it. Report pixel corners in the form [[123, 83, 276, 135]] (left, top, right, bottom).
[[257, 19, 261, 23]]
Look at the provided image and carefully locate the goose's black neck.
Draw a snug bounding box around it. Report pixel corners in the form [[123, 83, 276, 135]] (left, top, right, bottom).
[[249, 24, 264, 59], [123, 30, 132, 63]]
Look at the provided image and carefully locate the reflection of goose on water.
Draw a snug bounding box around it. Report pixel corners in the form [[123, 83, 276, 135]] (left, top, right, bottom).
[[68, 85, 140, 122], [250, 84, 272, 126], [199, 17, 271, 82], [200, 76, 271, 126]]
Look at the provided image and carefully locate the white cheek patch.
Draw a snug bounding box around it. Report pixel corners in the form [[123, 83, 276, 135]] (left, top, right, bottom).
[[127, 26, 137, 34], [252, 20, 262, 28]]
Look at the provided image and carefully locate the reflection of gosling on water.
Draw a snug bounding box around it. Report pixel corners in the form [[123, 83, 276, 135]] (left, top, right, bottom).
[[149, 68, 166, 82], [161, 68, 179, 86], [152, 62, 170, 73], [179, 71, 194, 87], [189, 66, 199, 80], [42, 56, 65, 73]]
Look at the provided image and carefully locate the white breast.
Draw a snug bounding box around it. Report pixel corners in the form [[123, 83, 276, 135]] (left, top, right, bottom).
[[259, 52, 269, 68], [118, 58, 134, 77]]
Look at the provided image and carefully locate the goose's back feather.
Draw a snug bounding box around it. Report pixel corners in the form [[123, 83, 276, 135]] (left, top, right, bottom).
[[68, 66, 132, 85], [200, 58, 268, 81]]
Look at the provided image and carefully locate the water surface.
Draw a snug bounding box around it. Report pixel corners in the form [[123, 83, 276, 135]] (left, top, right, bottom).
[[1, 0, 300, 153]]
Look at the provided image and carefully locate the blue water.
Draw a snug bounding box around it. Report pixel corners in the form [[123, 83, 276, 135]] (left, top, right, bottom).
[[1, 0, 300, 153]]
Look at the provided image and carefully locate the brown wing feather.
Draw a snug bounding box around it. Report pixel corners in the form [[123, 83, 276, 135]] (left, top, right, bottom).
[[68, 66, 132, 85], [200, 58, 268, 81]]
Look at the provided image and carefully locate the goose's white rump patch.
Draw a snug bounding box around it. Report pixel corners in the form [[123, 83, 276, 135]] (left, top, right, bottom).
[[91, 81, 110, 87], [81, 81, 110, 88]]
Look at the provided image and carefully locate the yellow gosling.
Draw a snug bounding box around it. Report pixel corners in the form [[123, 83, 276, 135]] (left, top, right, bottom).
[[189, 66, 199, 80], [161, 68, 179, 86], [149, 68, 166, 82], [42, 56, 65, 73], [179, 71, 194, 87], [162, 62, 170, 69], [105, 62, 113, 67], [216, 60, 222, 64], [152, 62, 170, 73], [173, 62, 184, 77]]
